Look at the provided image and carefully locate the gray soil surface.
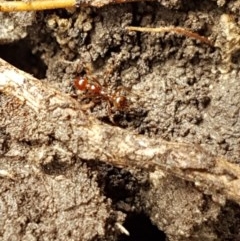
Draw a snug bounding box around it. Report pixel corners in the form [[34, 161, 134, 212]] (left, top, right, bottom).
[[0, 0, 240, 241]]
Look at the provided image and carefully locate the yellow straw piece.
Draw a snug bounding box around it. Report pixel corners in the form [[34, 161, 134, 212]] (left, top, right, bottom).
[[0, 0, 76, 12]]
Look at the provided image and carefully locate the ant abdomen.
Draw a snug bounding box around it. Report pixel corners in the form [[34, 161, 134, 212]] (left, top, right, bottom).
[[113, 96, 128, 109]]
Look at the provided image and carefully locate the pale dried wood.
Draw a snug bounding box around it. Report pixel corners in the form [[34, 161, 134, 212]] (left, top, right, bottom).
[[0, 58, 240, 204]]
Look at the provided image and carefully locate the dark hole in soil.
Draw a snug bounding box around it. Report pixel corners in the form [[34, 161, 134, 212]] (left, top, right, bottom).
[[231, 49, 240, 65], [118, 212, 166, 241], [0, 38, 47, 79]]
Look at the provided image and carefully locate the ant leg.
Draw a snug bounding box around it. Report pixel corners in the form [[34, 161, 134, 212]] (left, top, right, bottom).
[[75, 59, 94, 76], [79, 61, 103, 87], [114, 85, 131, 94], [84, 62, 94, 76], [107, 102, 116, 124], [75, 59, 88, 74], [79, 94, 102, 111], [80, 101, 96, 111], [115, 85, 141, 100], [98, 65, 114, 88], [100, 56, 120, 87], [114, 85, 131, 100], [88, 75, 102, 87], [78, 92, 101, 103]]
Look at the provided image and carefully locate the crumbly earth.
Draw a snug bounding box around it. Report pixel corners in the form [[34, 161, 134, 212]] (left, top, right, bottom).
[[0, 0, 240, 241]]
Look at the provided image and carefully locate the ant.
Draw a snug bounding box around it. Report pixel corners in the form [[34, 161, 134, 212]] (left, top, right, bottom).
[[73, 65, 129, 122]]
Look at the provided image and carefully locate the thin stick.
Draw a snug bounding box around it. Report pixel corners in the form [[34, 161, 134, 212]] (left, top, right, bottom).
[[0, 0, 154, 11], [0, 0, 76, 12], [1, 58, 240, 204], [126, 26, 213, 45]]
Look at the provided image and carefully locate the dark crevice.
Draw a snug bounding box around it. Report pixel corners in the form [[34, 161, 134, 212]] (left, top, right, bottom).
[[118, 212, 166, 241], [0, 38, 47, 79]]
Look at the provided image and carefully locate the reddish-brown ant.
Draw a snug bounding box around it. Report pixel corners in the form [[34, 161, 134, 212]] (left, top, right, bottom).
[[74, 74, 129, 120]]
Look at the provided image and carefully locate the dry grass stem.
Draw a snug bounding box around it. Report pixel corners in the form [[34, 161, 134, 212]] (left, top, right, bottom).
[[0, 0, 76, 11], [0, 0, 154, 11], [126, 26, 213, 45]]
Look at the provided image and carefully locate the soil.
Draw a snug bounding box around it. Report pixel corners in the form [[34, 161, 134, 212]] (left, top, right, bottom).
[[0, 0, 240, 241]]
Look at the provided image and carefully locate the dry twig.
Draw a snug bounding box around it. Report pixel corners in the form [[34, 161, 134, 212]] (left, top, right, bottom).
[[126, 26, 212, 45], [0, 0, 75, 11], [0, 58, 240, 204], [0, 0, 153, 11]]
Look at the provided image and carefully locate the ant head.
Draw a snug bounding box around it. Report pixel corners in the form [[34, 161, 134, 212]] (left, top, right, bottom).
[[74, 76, 88, 91]]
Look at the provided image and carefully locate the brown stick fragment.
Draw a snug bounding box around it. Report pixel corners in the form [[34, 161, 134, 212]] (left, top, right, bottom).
[[0, 58, 239, 204], [126, 26, 213, 46]]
